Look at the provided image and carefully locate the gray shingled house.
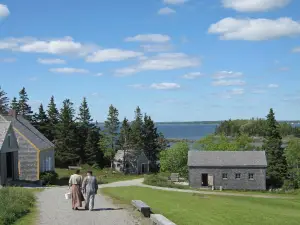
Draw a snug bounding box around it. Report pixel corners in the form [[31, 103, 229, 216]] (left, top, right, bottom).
[[0, 111, 55, 181], [0, 121, 19, 186], [188, 151, 267, 190]]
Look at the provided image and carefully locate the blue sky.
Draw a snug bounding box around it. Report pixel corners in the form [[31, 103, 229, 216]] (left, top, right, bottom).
[[0, 0, 300, 122]]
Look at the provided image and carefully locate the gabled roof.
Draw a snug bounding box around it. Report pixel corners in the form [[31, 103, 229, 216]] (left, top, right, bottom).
[[0, 121, 11, 149], [188, 151, 267, 167], [0, 115, 54, 151], [114, 149, 146, 162]]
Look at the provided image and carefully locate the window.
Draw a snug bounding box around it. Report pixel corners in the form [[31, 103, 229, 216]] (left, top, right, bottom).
[[8, 134, 11, 148], [235, 173, 241, 179], [222, 173, 228, 179], [248, 173, 254, 180]]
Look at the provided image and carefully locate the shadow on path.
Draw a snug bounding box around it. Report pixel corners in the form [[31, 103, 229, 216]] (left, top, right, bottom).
[[92, 208, 124, 211]]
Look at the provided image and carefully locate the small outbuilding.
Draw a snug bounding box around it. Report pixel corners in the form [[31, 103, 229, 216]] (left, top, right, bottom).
[[188, 151, 267, 190], [0, 121, 19, 186]]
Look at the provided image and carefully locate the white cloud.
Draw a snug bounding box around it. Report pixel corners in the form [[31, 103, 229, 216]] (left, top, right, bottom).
[[49, 67, 89, 74], [150, 82, 181, 90], [228, 88, 244, 95], [158, 7, 176, 15], [163, 0, 188, 5], [94, 73, 103, 77], [212, 71, 243, 79], [0, 58, 16, 63], [0, 36, 98, 56], [140, 44, 173, 52], [128, 84, 148, 89], [292, 47, 300, 53], [0, 4, 9, 18], [212, 79, 246, 86], [182, 72, 203, 79], [86, 49, 143, 62], [222, 0, 290, 12], [125, 34, 171, 43], [115, 53, 200, 76], [37, 58, 66, 65], [208, 17, 300, 41], [268, 83, 279, 88]]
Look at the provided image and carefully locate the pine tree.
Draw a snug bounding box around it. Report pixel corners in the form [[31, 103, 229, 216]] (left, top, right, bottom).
[[55, 99, 79, 166], [33, 104, 49, 135], [18, 87, 33, 121], [157, 132, 169, 151], [10, 97, 19, 114], [118, 117, 132, 172], [103, 104, 120, 168], [47, 96, 59, 142], [85, 126, 101, 166], [130, 106, 144, 152], [76, 97, 93, 164], [0, 86, 9, 114], [262, 108, 287, 188]]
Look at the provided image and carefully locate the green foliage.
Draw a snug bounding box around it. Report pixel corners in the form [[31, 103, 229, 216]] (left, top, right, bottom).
[[85, 126, 102, 166], [18, 87, 33, 121], [99, 131, 115, 167], [263, 108, 287, 188], [32, 104, 49, 136], [10, 97, 19, 114], [46, 96, 59, 142], [143, 174, 188, 189], [104, 104, 120, 151], [284, 138, 300, 189], [40, 171, 58, 185], [0, 86, 9, 114], [160, 142, 189, 178], [194, 133, 257, 151], [130, 106, 144, 151], [0, 188, 36, 225]]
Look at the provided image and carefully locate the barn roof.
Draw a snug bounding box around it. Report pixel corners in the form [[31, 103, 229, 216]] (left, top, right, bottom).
[[188, 151, 267, 167], [0, 121, 11, 149]]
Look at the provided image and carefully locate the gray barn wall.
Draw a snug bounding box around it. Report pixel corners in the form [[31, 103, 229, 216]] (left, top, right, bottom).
[[136, 153, 149, 174], [189, 167, 266, 190]]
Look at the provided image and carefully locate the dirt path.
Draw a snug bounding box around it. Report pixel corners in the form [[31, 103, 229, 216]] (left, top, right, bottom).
[[37, 187, 142, 225]]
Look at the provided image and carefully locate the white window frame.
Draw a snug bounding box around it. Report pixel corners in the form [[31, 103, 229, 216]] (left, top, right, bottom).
[[222, 173, 228, 180], [235, 173, 241, 179], [248, 173, 254, 180]]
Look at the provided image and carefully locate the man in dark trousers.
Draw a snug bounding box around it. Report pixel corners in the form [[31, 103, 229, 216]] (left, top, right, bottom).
[[82, 171, 98, 211]]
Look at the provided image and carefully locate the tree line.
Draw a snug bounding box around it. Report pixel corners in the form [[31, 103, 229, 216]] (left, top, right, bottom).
[[0, 86, 168, 170]]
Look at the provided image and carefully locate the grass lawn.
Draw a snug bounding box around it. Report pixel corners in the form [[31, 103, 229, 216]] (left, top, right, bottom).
[[55, 166, 142, 185], [102, 186, 300, 225]]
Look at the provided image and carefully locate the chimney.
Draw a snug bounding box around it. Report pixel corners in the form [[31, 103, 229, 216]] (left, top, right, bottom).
[[9, 109, 17, 118]]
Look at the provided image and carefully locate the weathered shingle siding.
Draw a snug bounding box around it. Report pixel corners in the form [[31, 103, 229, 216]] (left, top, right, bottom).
[[189, 167, 266, 190]]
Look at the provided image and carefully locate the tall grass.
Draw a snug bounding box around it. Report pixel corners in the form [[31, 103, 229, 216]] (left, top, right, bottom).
[[0, 188, 36, 225], [143, 174, 189, 189]]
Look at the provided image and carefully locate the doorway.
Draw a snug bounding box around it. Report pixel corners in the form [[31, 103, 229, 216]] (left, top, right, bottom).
[[141, 163, 146, 174], [201, 173, 208, 186], [6, 152, 13, 179]]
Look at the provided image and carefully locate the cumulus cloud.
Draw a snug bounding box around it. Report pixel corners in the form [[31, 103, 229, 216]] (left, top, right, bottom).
[[140, 44, 173, 52], [212, 79, 246, 86], [50, 67, 89, 74], [222, 0, 290, 12], [208, 17, 300, 41], [37, 58, 66, 64], [0, 4, 9, 18], [182, 72, 203, 79], [163, 0, 188, 5], [158, 7, 176, 15], [125, 34, 171, 43], [150, 82, 181, 90], [86, 49, 143, 62], [115, 53, 200, 76], [268, 83, 279, 88], [212, 71, 243, 79]]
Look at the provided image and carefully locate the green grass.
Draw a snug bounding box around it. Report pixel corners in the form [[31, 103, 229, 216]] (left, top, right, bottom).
[[102, 186, 300, 225], [55, 166, 142, 185], [0, 188, 41, 225]]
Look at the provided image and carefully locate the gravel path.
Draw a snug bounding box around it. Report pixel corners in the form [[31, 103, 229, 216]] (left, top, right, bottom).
[[37, 186, 142, 225]]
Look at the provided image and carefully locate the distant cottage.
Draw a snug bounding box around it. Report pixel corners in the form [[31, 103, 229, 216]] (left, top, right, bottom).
[[0, 110, 55, 181], [0, 121, 19, 186], [188, 151, 267, 190]]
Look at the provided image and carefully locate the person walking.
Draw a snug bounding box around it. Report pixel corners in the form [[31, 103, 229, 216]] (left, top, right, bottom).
[[82, 171, 98, 211], [68, 169, 84, 210]]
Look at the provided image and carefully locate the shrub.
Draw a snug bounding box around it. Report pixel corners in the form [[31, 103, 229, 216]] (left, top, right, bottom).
[[40, 171, 58, 185], [0, 188, 36, 225], [143, 174, 189, 189]]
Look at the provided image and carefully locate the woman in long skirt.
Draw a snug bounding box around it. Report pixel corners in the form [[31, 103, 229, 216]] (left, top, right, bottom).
[[68, 169, 84, 210]]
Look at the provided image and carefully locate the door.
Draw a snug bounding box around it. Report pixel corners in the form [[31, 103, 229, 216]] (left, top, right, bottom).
[[6, 152, 13, 179], [201, 174, 208, 186], [208, 175, 214, 186], [141, 163, 146, 174]]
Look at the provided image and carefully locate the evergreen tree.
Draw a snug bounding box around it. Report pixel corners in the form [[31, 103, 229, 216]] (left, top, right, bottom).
[[85, 126, 101, 166], [99, 131, 115, 168], [33, 104, 49, 135], [55, 99, 79, 166], [118, 117, 132, 172], [10, 97, 19, 114], [18, 87, 33, 121], [130, 106, 144, 152], [157, 132, 169, 151], [0, 86, 9, 114], [47, 96, 59, 141], [262, 108, 287, 188]]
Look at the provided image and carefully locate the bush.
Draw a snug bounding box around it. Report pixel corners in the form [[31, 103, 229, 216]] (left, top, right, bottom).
[[40, 171, 58, 185], [143, 174, 189, 189], [0, 188, 36, 225]]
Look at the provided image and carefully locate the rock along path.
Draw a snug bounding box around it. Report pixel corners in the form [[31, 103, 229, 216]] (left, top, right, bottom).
[[37, 186, 142, 225]]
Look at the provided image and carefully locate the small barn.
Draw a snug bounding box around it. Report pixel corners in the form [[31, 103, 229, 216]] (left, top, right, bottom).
[[113, 150, 150, 174], [0, 121, 19, 186], [188, 151, 267, 190], [0, 111, 55, 181]]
